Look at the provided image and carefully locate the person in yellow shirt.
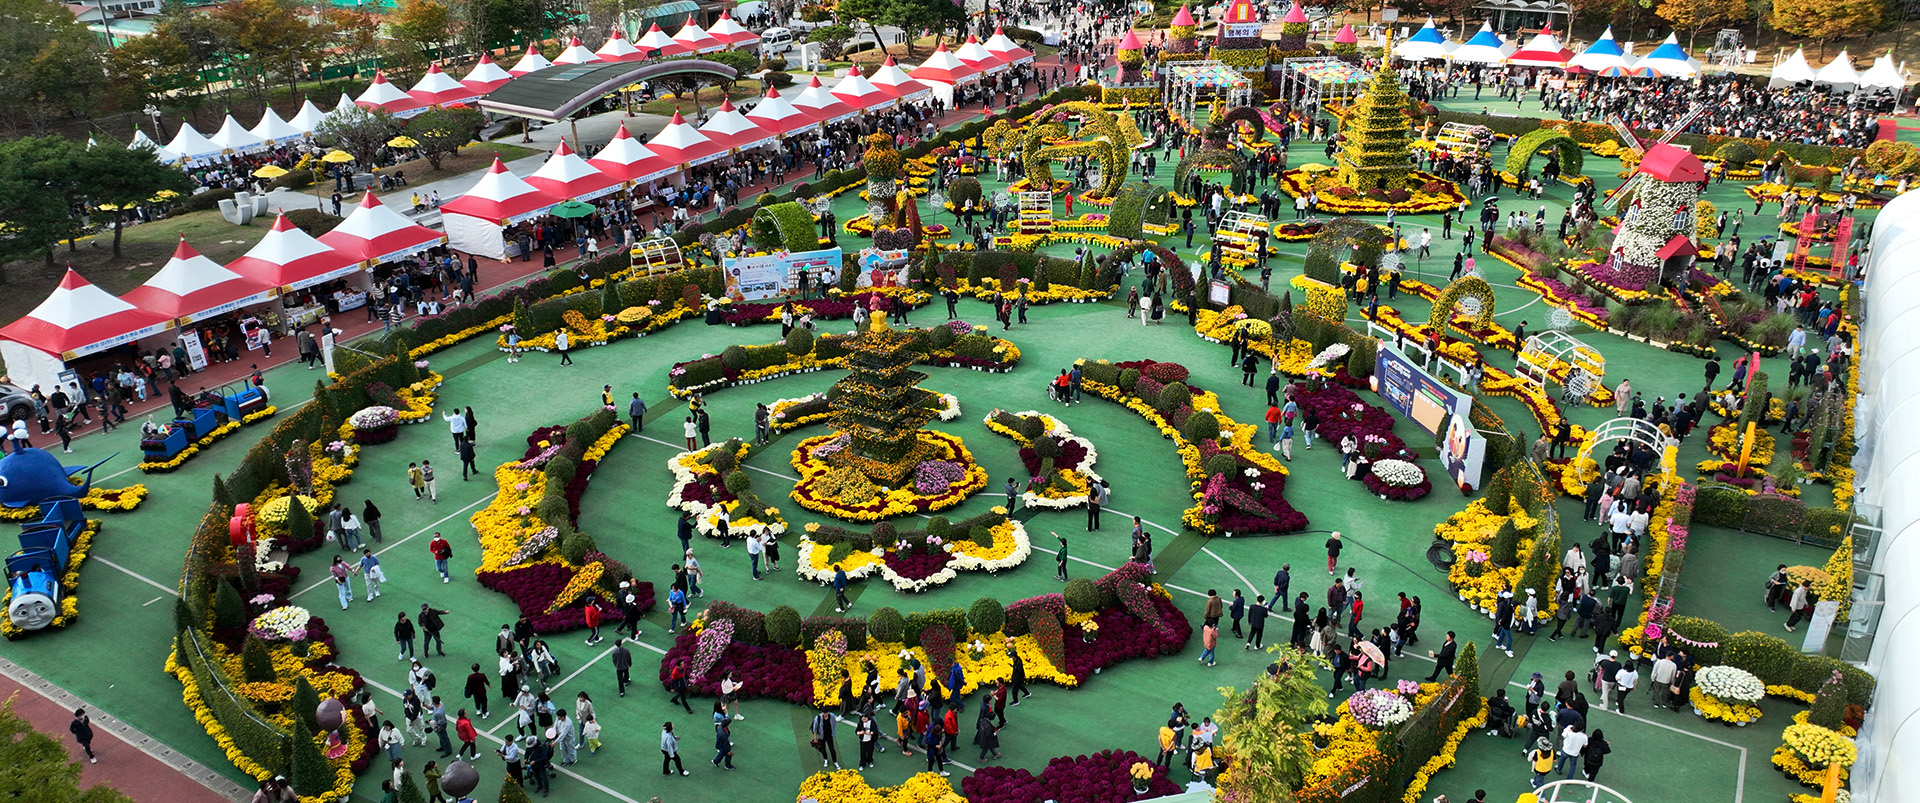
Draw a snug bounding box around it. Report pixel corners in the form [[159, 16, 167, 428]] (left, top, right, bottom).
[[1156, 724, 1177, 767], [1529, 737, 1556, 789], [1190, 743, 1214, 782]]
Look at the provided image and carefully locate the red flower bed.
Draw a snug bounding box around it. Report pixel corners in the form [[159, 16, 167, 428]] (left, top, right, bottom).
[[884, 550, 954, 581], [476, 562, 647, 634], [963, 749, 1183, 803], [1362, 472, 1433, 500], [657, 628, 814, 703], [1060, 592, 1191, 680]]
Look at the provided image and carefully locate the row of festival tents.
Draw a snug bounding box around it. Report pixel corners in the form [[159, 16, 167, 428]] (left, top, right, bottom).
[[1397, 20, 1705, 78], [0, 193, 446, 391], [1769, 48, 1909, 91]]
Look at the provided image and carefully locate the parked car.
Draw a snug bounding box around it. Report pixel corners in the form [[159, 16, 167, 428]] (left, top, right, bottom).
[[0, 383, 33, 424]]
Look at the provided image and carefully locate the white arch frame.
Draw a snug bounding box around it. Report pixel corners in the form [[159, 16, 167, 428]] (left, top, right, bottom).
[[1534, 778, 1636, 803], [1518, 331, 1606, 402], [631, 237, 683, 276], [1217, 211, 1270, 264], [1576, 416, 1676, 481]]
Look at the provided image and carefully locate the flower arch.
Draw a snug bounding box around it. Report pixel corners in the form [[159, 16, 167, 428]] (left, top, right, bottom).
[[1020, 101, 1136, 200], [751, 202, 820, 253], [1429, 275, 1497, 333], [1504, 129, 1584, 179], [1174, 147, 1250, 195], [1222, 106, 1269, 143]]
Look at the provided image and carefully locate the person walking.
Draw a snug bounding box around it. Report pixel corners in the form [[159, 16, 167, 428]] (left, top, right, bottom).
[[428, 534, 453, 583], [1086, 481, 1108, 531], [1245, 595, 1268, 650], [421, 460, 438, 503], [1785, 579, 1814, 631], [628, 393, 647, 432], [1613, 662, 1639, 712], [658, 721, 690, 776], [463, 664, 490, 719], [1557, 723, 1589, 780], [1425, 632, 1458, 681], [69, 708, 96, 764], [1228, 590, 1245, 639], [1582, 729, 1611, 782], [832, 567, 851, 612], [395, 612, 416, 661], [711, 704, 736, 770], [1199, 623, 1218, 667], [1528, 737, 1556, 789], [683, 417, 698, 451], [555, 330, 572, 365], [457, 438, 477, 480], [358, 548, 385, 601], [811, 710, 841, 769], [612, 638, 634, 697], [363, 499, 384, 544], [856, 713, 881, 769], [1325, 532, 1343, 574], [430, 697, 453, 757], [1054, 534, 1069, 581], [455, 711, 480, 759]]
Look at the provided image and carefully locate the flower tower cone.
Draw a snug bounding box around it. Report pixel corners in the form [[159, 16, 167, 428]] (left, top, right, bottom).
[[1330, 23, 1359, 61], [1163, 5, 1199, 58], [1334, 30, 1417, 193], [1116, 29, 1146, 82], [1277, 2, 1310, 51], [826, 325, 942, 487]]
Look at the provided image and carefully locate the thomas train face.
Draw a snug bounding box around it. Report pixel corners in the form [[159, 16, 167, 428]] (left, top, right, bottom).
[[9, 593, 54, 630]]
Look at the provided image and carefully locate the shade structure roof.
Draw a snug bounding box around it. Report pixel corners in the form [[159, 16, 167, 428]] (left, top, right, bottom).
[[744, 86, 815, 134], [1771, 48, 1817, 84], [636, 23, 684, 56], [1639, 142, 1706, 183], [480, 59, 739, 123], [1817, 50, 1860, 86], [357, 71, 426, 117], [120, 237, 275, 324], [1396, 18, 1454, 61], [869, 56, 934, 102], [251, 108, 306, 145], [211, 114, 269, 153], [672, 19, 725, 53], [552, 37, 602, 65], [910, 45, 981, 85], [318, 191, 446, 265], [830, 70, 895, 111], [706, 12, 759, 47], [984, 28, 1034, 64], [596, 30, 645, 62], [791, 76, 860, 123], [697, 99, 777, 151], [509, 43, 553, 76], [165, 123, 223, 163], [1507, 26, 1573, 67], [1637, 34, 1700, 78], [1860, 53, 1905, 90], [440, 157, 561, 224], [226, 213, 363, 292], [462, 53, 514, 93], [1449, 23, 1510, 64], [331, 92, 356, 120], [0, 269, 170, 359], [955, 35, 1009, 74], [1567, 27, 1629, 72], [524, 140, 622, 201], [410, 63, 480, 106], [287, 100, 328, 134], [129, 129, 177, 163], [644, 110, 719, 165], [588, 124, 676, 183]]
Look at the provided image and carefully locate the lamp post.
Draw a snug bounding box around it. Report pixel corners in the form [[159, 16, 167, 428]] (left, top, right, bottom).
[[144, 104, 163, 140]]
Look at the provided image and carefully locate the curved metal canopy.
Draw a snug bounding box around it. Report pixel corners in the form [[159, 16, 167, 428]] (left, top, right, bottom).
[[479, 59, 740, 122]]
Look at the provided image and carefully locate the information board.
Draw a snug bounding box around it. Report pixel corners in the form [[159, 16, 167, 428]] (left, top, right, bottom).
[[722, 247, 843, 301]]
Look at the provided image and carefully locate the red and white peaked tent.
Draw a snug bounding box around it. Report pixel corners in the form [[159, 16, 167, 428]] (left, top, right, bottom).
[[509, 43, 554, 76], [319, 192, 446, 265], [636, 23, 685, 57], [791, 76, 859, 124], [409, 63, 480, 106], [552, 37, 601, 65], [706, 11, 759, 49], [121, 237, 275, 324], [596, 30, 646, 62], [441, 157, 561, 223], [984, 28, 1034, 65], [461, 53, 514, 94], [831, 70, 894, 111], [227, 213, 362, 292], [356, 71, 427, 117], [697, 99, 777, 152], [644, 110, 719, 165], [869, 56, 933, 103], [1507, 26, 1575, 68], [910, 45, 981, 86], [955, 35, 1009, 74], [671, 19, 724, 54], [0, 269, 171, 389], [589, 124, 675, 184], [525, 140, 622, 201], [745, 86, 813, 135]]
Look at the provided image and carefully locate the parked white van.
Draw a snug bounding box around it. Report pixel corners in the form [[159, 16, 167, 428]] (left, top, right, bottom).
[[759, 27, 795, 57]]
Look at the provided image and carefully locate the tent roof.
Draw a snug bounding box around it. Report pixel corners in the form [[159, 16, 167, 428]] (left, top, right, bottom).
[[1450, 23, 1509, 63], [441, 157, 559, 223], [410, 63, 479, 106], [869, 56, 934, 101], [1567, 27, 1628, 72], [226, 213, 362, 292], [637, 23, 681, 53], [211, 114, 268, 153], [1639, 142, 1706, 183], [830, 70, 893, 111], [697, 99, 777, 149], [525, 140, 621, 200], [707, 11, 759, 46], [318, 191, 445, 264], [552, 37, 602, 65], [1508, 26, 1573, 67], [984, 28, 1035, 63], [1771, 48, 1817, 83], [287, 100, 327, 134], [596, 30, 645, 62], [955, 35, 1008, 73], [744, 86, 814, 133], [1860, 53, 1905, 89], [251, 108, 306, 145], [130, 129, 178, 163], [357, 71, 426, 114], [1637, 34, 1700, 77], [644, 110, 718, 164], [910, 45, 981, 85], [1817, 50, 1861, 85], [462, 53, 514, 93], [509, 43, 553, 76], [1397, 18, 1454, 61], [791, 76, 860, 123], [672, 19, 723, 52], [588, 124, 673, 183], [120, 237, 275, 322], [0, 269, 169, 359], [165, 123, 223, 162]]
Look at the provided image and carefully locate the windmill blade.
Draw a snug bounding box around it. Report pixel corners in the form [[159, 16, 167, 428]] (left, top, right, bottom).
[[1607, 114, 1646, 154], [1603, 173, 1644, 209], [1656, 106, 1708, 145]]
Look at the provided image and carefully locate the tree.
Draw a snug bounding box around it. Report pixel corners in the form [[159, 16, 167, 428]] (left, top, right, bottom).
[[322, 7, 386, 74], [0, 0, 110, 133], [405, 105, 485, 170], [315, 105, 401, 168], [209, 0, 326, 100], [1772, 0, 1889, 48], [75, 143, 194, 257], [808, 25, 856, 60], [1657, 0, 1749, 48], [390, 0, 457, 60], [0, 137, 85, 272], [0, 698, 131, 803], [705, 49, 757, 93], [286, 719, 333, 798], [834, 0, 892, 56], [888, 0, 968, 52], [1214, 647, 1330, 801]]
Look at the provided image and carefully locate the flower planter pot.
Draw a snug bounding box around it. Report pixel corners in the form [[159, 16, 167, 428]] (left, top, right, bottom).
[[1134, 781, 1150, 795]]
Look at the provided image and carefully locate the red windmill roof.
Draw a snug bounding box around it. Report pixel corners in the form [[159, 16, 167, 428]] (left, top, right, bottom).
[[1639, 143, 1706, 183]]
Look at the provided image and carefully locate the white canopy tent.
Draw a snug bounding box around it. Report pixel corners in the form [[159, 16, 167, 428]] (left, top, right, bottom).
[[129, 129, 178, 163], [210, 114, 269, 154], [164, 123, 224, 165], [0, 269, 171, 393], [1770, 48, 1817, 87], [1817, 51, 1862, 89], [251, 108, 307, 146]]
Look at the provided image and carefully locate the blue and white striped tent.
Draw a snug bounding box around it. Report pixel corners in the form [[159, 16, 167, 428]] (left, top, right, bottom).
[[1567, 27, 1630, 73]]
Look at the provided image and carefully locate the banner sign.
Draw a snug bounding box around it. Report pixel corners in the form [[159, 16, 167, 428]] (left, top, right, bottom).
[[722, 247, 843, 301], [857, 248, 910, 289], [1372, 345, 1473, 437]]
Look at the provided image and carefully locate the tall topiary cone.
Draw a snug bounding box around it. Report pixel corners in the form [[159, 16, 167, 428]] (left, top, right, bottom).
[[1163, 5, 1199, 55], [1454, 641, 1485, 715], [1820, 536, 1853, 618], [1329, 23, 1359, 61], [1276, 2, 1310, 50], [826, 317, 940, 487], [1116, 30, 1146, 83], [1334, 40, 1417, 193], [499, 779, 533, 803], [288, 719, 334, 798], [1807, 670, 1848, 730]]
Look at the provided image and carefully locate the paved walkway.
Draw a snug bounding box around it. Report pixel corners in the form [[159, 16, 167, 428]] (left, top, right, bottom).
[[0, 656, 244, 803]]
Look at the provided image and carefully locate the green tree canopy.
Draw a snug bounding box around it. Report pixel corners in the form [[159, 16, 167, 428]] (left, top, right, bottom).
[[315, 105, 401, 169], [404, 105, 486, 170], [0, 699, 132, 803], [75, 143, 194, 257]]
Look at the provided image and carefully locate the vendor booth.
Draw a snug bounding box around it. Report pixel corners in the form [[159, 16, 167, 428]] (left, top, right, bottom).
[[461, 54, 515, 94], [745, 86, 815, 135], [121, 238, 278, 371], [909, 45, 982, 108], [0, 269, 171, 395], [226, 213, 365, 341], [588, 124, 678, 187], [440, 158, 562, 260], [525, 140, 623, 200], [319, 191, 448, 267], [869, 57, 934, 104]]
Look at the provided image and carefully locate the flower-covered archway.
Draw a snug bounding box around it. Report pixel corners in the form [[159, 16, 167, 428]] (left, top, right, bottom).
[[1019, 101, 1136, 200], [1503, 129, 1584, 179], [1429, 276, 1497, 333]]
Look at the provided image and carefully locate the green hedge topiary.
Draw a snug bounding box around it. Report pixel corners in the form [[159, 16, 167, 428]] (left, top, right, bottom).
[[867, 607, 905, 642], [765, 605, 802, 647], [1183, 410, 1221, 445], [967, 598, 1006, 635], [1064, 578, 1100, 612]]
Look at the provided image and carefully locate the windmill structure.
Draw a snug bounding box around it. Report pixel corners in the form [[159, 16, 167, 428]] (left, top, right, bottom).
[[1601, 105, 1706, 209]]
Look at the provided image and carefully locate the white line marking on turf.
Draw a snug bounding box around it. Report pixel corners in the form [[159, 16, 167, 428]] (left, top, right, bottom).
[[143, 595, 166, 606], [1507, 680, 1745, 803], [93, 556, 179, 596], [291, 493, 497, 600], [1202, 546, 1255, 592]]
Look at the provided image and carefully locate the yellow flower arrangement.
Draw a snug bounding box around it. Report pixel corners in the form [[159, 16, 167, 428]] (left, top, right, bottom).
[[1691, 686, 1764, 724], [1399, 702, 1489, 803], [232, 682, 297, 703], [1773, 745, 1849, 788], [793, 769, 962, 803], [1783, 722, 1857, 768], [787, 431, 988, 521], [545, 561, 605, 612], [169, 639, 364, 803], [0, 484, 150, 520], [390, 372, 444, 424]]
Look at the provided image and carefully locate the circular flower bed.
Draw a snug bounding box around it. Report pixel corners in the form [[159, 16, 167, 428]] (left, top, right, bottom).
[[1363, 458, 1432, 500], [789, 430, 987, 521], [347, 406, 399, 444], [1692, 665, 1766, 725]]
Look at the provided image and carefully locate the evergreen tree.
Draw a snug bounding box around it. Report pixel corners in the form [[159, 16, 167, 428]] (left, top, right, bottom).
[[1454, 642, 1484, 717], [213, 581, 245, 629], [241, 636, 277, 682], [398, 767, 428, 803], [1807, 670, 1848, 731], [287, 719, 333, 798], [292, 675, 322, 733], [212, 474, 234, 508], [0, 697, 132, 802], [499, 779, 533, 803]]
